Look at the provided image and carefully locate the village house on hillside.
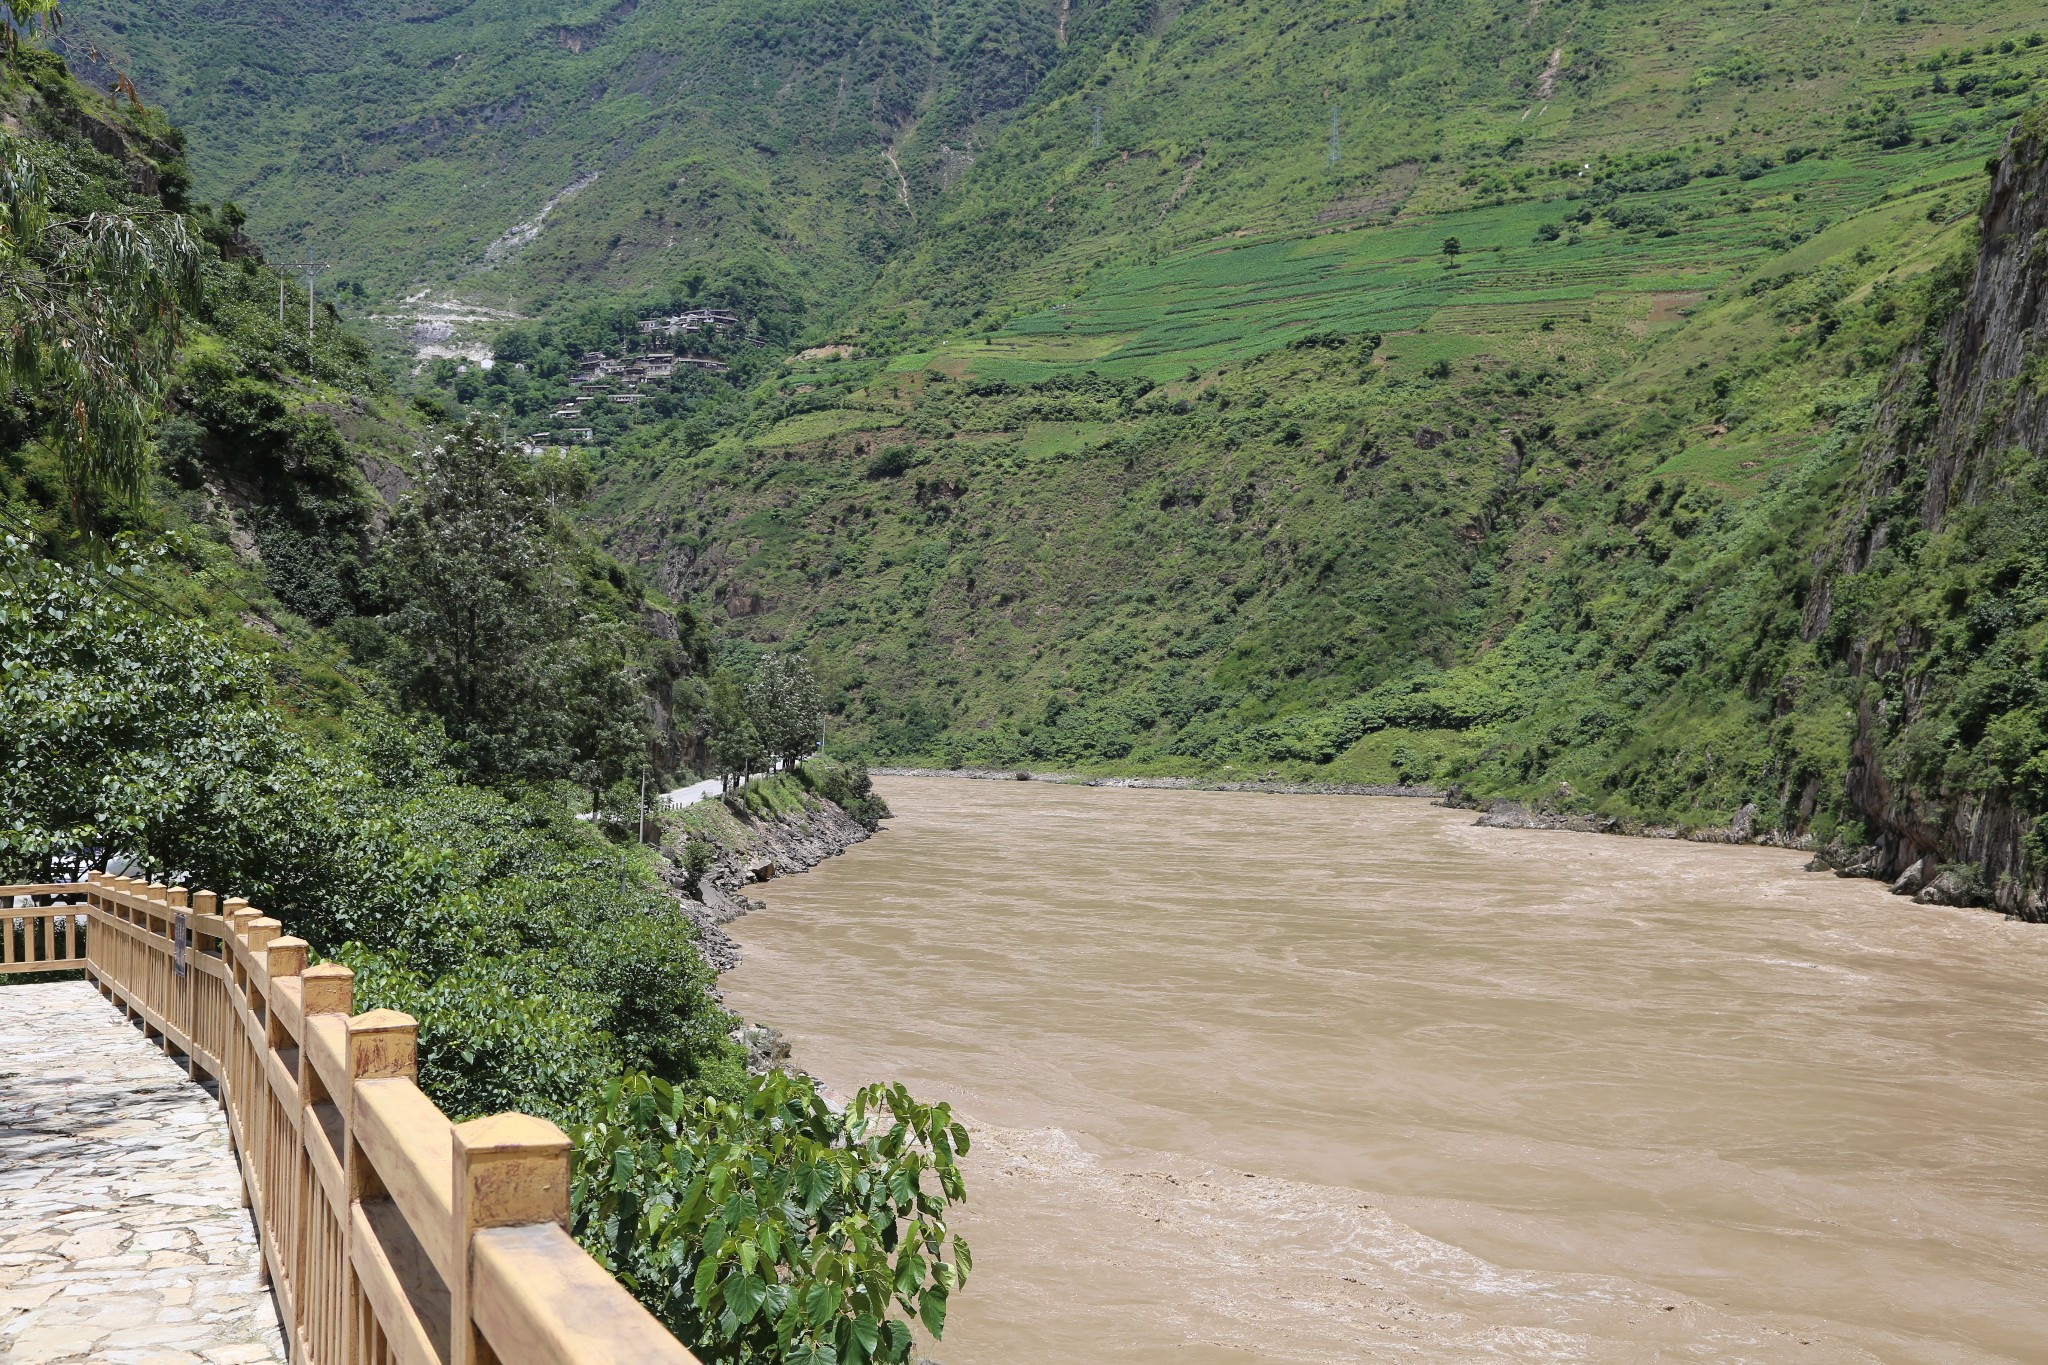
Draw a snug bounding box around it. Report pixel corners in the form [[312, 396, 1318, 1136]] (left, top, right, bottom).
[[636, 308, 741, 337]]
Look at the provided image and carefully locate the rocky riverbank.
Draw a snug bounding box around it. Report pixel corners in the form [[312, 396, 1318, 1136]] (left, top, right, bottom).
[[872, 767, 1440, 798], [1459, 793, 2014, 912], [660, 797, 875, 970]]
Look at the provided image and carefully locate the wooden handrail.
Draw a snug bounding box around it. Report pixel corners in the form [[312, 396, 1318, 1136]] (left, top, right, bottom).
[[0, 877, 701, 1365], [1, 885, 87, 975]]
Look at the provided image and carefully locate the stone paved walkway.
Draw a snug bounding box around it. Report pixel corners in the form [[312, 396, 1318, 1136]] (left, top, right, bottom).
[[0, 980, 286, 1365]]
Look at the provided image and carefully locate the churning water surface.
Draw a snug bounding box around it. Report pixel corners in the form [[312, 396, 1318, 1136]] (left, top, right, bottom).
[[720, 778, 2048, 1363]]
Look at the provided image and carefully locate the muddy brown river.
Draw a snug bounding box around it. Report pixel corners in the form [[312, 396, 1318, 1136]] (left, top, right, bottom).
[[721, 778, 2048, 1363]]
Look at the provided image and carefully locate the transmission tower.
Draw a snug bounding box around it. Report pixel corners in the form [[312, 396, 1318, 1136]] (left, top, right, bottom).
[[1329, 104, 1340, 166], [1092, 104, 1103, 150]]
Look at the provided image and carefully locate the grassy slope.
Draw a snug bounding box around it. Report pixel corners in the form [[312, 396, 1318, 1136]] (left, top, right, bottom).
[[879, 0, 2019, 336]]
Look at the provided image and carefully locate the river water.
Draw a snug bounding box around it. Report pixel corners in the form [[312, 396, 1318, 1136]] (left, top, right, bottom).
[[721, 778, 2048, 1363]]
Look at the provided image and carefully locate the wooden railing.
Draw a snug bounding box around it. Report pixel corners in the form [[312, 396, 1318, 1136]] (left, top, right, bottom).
[[2, 884, 89, 974], [0, 875, 699, 1365]]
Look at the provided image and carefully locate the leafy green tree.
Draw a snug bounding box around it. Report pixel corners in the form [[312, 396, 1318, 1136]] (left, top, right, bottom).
[[560, 622, 648, 813], [708, 671, 765, 791], [374, 418, 665, 787], [376, 417, 572, 777], [0, 534, 340, 895], [573, 1071, 971, 1365], [746, 653, 824, 774], [0, 137, 199, 522]]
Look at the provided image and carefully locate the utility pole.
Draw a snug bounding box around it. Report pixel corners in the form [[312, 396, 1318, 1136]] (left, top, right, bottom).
[[638, 770, 648, 845], [1092, 104, 1103, 150], [277, 276, 284, 324], [295, 246, 330, 342]]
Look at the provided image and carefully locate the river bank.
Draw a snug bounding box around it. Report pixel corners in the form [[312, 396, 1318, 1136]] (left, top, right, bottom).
[[652, 778, 879, 1067], [873, 765, 1442, 798], [660, 793, 873, 966]]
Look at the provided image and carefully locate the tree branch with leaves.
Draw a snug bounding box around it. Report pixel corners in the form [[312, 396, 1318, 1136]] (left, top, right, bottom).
[[0, 137, 199, 523], [573, 1070, 971, 1365]]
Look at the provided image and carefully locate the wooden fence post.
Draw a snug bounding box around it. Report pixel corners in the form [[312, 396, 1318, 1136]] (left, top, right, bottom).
[[301, 964, 354, 1365], [303, 963, 353, 1016], [346, 1010, 418, 1086], [266, 936, 308, 1046], [451, 1115, 574, 1365], [225, 901, 254, 983]]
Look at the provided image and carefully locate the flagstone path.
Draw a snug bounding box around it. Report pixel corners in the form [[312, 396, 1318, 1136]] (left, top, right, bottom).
[[0, 979, 286, 1365]]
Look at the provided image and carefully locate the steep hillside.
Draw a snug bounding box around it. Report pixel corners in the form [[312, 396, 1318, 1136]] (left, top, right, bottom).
[[878, 0, 2020, 335], [59, 0, 1062, 318], [1798, 106, 2048, 913], [0, 44, 711, 790], [59, 0, 2043, 334], [53, 0, 2048, 914]]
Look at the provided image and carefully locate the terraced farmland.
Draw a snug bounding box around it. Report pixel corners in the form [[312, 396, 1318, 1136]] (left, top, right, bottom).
[[930, 120, 2007, 385]]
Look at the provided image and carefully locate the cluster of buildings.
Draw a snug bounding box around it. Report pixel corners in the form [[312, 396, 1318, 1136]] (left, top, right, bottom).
[[523, 310, 748, 447], [636, 307, 741, 337]]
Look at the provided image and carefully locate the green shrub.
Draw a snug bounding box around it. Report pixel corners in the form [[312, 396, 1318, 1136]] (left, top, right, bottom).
[[804, 759, 891, 832], [866, 444, 916, 479], [572, 1071, 970, 1365]]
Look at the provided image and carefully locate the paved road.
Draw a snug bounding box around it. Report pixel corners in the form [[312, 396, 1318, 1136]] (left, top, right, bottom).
[[655, 760, 798, 811], [655, 775, 725, 810], [0, 980, 286, 1365]]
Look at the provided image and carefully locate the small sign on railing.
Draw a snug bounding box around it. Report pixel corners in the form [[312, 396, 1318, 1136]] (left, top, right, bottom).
[[174, 911, 188, 980]]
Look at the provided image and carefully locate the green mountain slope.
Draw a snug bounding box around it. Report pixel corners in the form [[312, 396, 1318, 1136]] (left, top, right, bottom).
[[59, 0, 1061, 315], [570, 5, 2048, 914]]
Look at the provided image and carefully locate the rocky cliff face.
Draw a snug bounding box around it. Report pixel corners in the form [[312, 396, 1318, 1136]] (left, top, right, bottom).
[[1807, 109, 2048, 918]]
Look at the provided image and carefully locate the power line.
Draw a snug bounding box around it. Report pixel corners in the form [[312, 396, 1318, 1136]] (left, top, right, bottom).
[[0, 506, 192, 619]]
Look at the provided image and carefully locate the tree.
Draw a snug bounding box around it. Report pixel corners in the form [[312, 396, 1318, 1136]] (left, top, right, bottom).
[[708, 671, 765, 792], [2, 0, 61, 60], [376, 417, 570, 777], [1440, 235, 1462, 260], [0, 137, 199, 523], [0, 536, 339, 903], [560, 622, 648, 813], [746, 653, 824, 774]]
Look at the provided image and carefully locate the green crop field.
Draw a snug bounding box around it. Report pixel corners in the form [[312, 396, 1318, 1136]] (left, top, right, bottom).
[[919, 126, 2006, 386]]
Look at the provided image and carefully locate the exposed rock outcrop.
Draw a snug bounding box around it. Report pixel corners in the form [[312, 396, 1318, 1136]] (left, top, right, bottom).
[[1799, 110, 2048, 919]]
